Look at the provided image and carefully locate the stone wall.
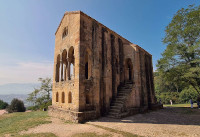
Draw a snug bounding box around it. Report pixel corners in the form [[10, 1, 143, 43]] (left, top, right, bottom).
[[52, 12, 80, 111], [50, 11, 160, 122]]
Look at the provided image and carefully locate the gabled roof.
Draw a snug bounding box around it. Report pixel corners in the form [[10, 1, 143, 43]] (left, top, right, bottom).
[[55, 11, 151, 56]]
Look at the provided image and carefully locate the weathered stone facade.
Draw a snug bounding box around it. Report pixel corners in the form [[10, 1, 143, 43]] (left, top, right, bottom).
[[48, 11, 162, 123]]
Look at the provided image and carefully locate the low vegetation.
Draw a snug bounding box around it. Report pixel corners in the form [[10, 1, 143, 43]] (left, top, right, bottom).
[[18, 133, 57, 137], [164, 103, 198, 108], [0, 111, 51, 136], [27, 77, 52, 111], [6, 98, 26, 113], [0, 99, 8, 109]]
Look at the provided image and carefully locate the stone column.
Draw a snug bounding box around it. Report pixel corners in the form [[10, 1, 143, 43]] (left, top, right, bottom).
[[61, 60, 63, 81], [67, 58, 70, 80], [59, 59, 62, 82]]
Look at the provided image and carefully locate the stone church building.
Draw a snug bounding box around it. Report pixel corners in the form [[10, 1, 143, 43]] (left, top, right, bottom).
[[48, 11, 162, 123]]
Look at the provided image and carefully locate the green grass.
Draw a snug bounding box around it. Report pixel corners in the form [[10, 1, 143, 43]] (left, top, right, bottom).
[[164, 103, 198, 107], [0, 111, 51, 136], [72, 132, 110, 137], [17, 133, 57, 137], [87, 123, 142, 137]]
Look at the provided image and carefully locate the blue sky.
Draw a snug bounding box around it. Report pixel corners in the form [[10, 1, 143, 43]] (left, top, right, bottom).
[[0, 0, 199, 85]]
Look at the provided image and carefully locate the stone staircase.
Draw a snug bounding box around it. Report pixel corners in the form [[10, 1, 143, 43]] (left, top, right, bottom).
[[107, 81, 133, 118]]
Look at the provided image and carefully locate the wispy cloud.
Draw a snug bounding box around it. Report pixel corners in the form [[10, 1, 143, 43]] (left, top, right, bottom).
[[0, 61, 53, 85]]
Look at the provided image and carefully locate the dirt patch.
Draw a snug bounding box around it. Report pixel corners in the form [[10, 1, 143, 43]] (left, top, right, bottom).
[[21, 107, 200, 137], [21, 117, 122, 137], [0, 109, 7, 115]]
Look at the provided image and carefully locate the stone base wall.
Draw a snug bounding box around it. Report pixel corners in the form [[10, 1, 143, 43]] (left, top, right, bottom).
[[150, 103, 163, 110], [48, 106, 97, 123], [119, 104, 163, 119]]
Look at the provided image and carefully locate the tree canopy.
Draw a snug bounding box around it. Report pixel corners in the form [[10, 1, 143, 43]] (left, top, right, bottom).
[[27, 77, 52, 110], [156, 5, 200, 103]]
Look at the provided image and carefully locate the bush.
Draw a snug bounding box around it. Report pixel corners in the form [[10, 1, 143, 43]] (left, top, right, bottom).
[[179, 86, 199, 103], [39, 101, 52, 111], [7, 98, 26, 113], [157, 92, 180, 104], [27, 101, 52, 111], [0, 100, 8, 109]]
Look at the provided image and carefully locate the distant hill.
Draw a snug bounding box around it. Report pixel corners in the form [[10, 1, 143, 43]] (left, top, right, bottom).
[[0, 94, 31, 107], [0, 83, 40, 95]]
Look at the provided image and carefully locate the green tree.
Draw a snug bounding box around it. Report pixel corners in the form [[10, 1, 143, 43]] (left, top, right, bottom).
[[0, 100, 8, 109], [7, 98, 26, 113], [179, 86, 198, 103], [27, 77, 52, 110], [157, 5, 200, 96]]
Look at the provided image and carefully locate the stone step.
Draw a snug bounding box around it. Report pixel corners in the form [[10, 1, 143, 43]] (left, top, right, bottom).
[[119, 87, 132, 89], [118, 93, 128, 96], [110, 106, 121, 109], [107, 82, 133, 119], [107, 115, 117, 118], [109, 111, 119, 115], [111, 103, 123, 107], [117, 92, 130, 95], [110, 108, 120, 113], [116, 95, 127, 99], [118, 88, 132, 91], [112, 100, 124, 103], [115, 98, 126, 101]]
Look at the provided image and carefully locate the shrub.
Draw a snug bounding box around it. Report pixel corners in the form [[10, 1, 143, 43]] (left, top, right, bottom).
[[39, 100, 52, 111], [158, 92, 180, 104], [7, 98, 26, 113], [179, 86, 199, 103], [0, 100, 8, 109]]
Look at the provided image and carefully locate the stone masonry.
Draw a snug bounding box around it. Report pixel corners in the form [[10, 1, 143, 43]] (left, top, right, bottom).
[[48, 11, 163, 123]]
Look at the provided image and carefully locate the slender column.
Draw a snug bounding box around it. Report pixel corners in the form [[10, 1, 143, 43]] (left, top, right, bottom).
[[61, 61, 63, 81], [64, 61, 67, 81], [59, 59, 62, 82], [67, 58, 71, 80]]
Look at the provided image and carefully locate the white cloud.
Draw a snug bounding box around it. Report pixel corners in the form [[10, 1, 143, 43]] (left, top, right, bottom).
[[0, 61, 53, 85]]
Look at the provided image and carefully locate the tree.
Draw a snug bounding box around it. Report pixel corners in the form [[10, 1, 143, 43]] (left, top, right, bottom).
[[27, 77, 52, 110], [0, 100, 8, 109], [7, 98, 26, 113], [157, 5, 200, 96]]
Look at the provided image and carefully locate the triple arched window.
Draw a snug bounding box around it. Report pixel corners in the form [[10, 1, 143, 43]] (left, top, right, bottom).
[[55, 46, 75, 82]]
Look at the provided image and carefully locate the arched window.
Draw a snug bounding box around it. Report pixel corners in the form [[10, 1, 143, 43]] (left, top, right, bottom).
[[55, 55, 60, 82], [62, 27, 68, 39], [56, 92, 59, 102], [86, 94, 90, 104], [68, 47, 75, 80], [125, 58, 133, 81], [68, 92, 72, 103], [61, 92, 65, 103], [85, 62, 88, 79], [84, 50, 91, 79]]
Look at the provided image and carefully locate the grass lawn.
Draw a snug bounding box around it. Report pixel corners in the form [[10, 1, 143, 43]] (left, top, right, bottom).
[[164, 103, 198, 108], [0, 111, 56, 137], [18, 133, 57, 137]]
